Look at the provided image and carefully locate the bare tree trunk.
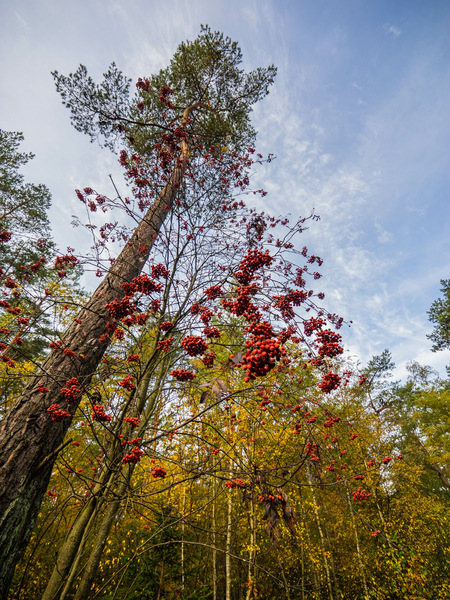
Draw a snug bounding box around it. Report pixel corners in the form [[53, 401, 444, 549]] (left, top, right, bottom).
[[0, 159, 185, 598], [225, 475, 232, 600], [245, 496, 256, 600], [310, 486, 334, 600], [181, 482, 186, 593], [346, 489, 369, 600], [43, 353, 168, 600], [212, 483, 217, 600], [73, 478, 129, 600]]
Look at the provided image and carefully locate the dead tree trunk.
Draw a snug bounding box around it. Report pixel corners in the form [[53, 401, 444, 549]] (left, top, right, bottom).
[[0, 157, 185, 598]]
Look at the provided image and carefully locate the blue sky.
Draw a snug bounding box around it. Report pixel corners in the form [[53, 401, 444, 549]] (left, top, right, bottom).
[[1, 0, 449, 379]]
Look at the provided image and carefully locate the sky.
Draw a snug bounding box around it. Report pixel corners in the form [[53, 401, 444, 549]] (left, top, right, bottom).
[[1, 0, 449, 380]]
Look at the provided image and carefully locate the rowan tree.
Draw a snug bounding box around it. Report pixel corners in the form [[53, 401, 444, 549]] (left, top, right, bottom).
[[0, 26, 279, 598]]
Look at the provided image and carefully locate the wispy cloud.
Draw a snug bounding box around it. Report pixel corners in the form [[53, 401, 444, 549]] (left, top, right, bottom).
[[381, 23, 402, 38]]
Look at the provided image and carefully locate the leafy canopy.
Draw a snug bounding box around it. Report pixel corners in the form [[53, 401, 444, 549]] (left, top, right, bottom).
[[53, 26, 277, 155], [427, 279, 450, 352]]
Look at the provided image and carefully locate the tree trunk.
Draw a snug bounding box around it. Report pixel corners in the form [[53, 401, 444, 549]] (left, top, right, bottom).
[[0, 160, 184, 598], [225, 475, 232, 600], [346, 489, 369, 600], [310, 485, 334, 600], [42, 337, 169, 600]]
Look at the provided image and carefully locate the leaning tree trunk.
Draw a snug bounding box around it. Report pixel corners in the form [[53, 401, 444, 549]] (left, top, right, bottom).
[[0, 152, 187, 598]]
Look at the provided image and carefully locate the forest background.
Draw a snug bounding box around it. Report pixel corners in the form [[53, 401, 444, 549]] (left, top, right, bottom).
[[0, 2, 449, 600]]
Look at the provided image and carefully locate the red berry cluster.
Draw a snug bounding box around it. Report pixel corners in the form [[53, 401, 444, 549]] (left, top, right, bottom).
[[316, 329, 344, 358], [91, 405, 111, 422], [123, 448, 144, 464], [122, 274, 162, 296], [0, 231, 12, 242], [170, 369, 196, 381], [61, 378, 81, 402], [124, 416, 140, 427], [222, 283, 259, 317], [54, 254, 78, 270], [352, 488, 371, 501], [324, 416, 340, 428], [225, 479, 246, 489], [127, 354, 140, 363], [157, 338, 174, 352], [106, 297, 137, 320], [190, 302, 200, 315], [119, 376, 135, 391], [317, 371, 341, 394], [151, 263, 170, 280], [159, 86, 174, 108], [241, 321, 286, 382], [199, 307, 213, 324], [203, 327, 221, 339], [4, 275, 17, 290], [235, 249, 274, 285], [49, 340, 62, 350], [121, 313, 149, 327], [159, 321, 174, 332], [204, 285, 222, 300], [202, 352, 216, 368], [181, 335, 208, 357], [303, 317, 326, 337], [47, 404, 71, 422], [305, 442, 320, 462], [136, 77, 150, 93], [152, 467, 167, 478]]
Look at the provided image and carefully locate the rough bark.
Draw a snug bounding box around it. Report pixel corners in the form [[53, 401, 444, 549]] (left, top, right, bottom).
[[0, 159, 184, 598]]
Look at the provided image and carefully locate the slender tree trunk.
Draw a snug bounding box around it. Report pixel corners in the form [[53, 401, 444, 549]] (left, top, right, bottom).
[[181, 482, 186, 593], [346, 489, 369, 600], [43, 356, 168, 600], [245, 496, 256, 600], [0, 157, 185, 598], [225, 475, 232, 600], [42, 465, 117, 600], [73, 480, 128, 600], [310, 486, 334, 600], [212, 483, 217, 600]]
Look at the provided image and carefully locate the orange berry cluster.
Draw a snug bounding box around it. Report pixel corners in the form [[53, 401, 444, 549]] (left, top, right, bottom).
[[91, 405, 111, 422], [352, 487, 371, 501], [47, 404, 71, 422], [119, 375, 135, 391], [241, 321, 286, 382], [181, 335, 208, 357], [317, 371, 341, 394], [123, 447, 143, 464], [152, 467, 167, 478], [202, 352, 216, 368], [124, 416, 140, 427], [316, 329, 344, 358], [157, 338, 174, 352], [258, 493, 284, 504], [60, 377, 81, 402], [225, 479, 246, 489], [170, 369, 196, 381]]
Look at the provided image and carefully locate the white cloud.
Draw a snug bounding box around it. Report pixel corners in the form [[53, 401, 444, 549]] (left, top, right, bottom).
[[381, 23, 402, 38]]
